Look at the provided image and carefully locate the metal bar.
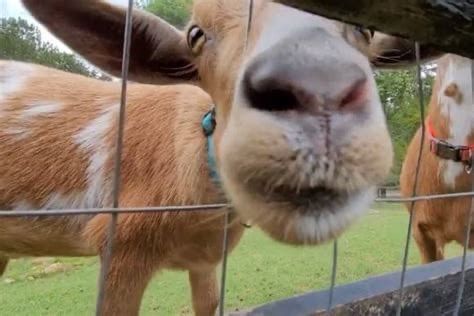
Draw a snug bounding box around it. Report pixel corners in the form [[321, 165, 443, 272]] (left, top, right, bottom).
[[218, 210, 231, 316], [219, 0, 253, 316], [453, 59, 474, 316], [327, 240, 338, 315], [6, 190, 474, 217], [96, 0, 134, 314], [396, 42, 425, 316], [275, 0, 474, 60], [454, 190, 474, 314], [0, 204, 228, 217], [375, 191, 474, 203], [218, 2, 255, 314], [7, 190, 474, 217]]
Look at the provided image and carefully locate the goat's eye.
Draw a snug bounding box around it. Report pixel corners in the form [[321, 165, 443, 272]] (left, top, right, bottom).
[[187, 25, 206, 55], [355, 26, 374, 43]]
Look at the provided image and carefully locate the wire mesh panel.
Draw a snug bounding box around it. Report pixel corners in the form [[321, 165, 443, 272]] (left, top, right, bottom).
[[394, 42, 426, 316], [1, 0, 474, 315], [95, 1, 134, 313]]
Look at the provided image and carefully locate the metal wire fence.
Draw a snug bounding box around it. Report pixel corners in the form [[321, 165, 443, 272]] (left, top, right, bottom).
[[1, 0, 473, 315]]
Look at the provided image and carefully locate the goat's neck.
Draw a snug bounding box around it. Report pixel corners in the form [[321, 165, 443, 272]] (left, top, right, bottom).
[[117, 85, 224, 208], [427, 54, 474, 189]]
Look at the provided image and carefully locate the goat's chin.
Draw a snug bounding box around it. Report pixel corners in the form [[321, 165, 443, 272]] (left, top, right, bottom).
[[224, 178, 375, 245]]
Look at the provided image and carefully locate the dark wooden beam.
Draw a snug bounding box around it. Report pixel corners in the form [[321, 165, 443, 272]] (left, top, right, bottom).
[[275, 0, 474, 60], [228, 254, 474, 315]]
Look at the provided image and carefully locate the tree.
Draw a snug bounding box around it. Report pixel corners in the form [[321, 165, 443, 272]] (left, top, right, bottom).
[[375, 68, 435, 185], [0, 17, 106, 79]]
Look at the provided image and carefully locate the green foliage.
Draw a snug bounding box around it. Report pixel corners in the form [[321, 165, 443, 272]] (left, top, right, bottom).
[[375, 68, 435, 185], [141, 0, 192, 28], [0, 17, 98, 78]]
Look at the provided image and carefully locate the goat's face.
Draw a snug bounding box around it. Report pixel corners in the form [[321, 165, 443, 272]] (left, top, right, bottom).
[[189, 0, 394, 244], [22, 0, 441, 245]]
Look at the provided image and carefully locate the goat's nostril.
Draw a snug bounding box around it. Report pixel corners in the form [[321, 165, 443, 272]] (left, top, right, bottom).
[[243, 57, 369, 114], [244, 71, 301, 112], [339, 79, 368, 111]]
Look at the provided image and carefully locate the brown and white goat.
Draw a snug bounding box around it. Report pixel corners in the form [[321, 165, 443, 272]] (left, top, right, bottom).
[[0, 0, 437, 314], [401, 54, 473, 264]]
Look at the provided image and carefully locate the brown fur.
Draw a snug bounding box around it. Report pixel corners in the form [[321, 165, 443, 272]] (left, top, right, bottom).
[[400, 55, 474, 264], [0, 61, 244, 315]]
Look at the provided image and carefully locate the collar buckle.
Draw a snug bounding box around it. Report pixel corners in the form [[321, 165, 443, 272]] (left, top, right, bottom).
[[430, 138, 458, 161], [201, 106, 221, 185], [202, 107, 216, 136], [431, 138, 473, 173]]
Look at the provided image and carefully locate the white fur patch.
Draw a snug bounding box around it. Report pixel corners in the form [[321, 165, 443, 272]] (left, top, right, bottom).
[[295, 188, 375, 243], [11, 200, 35, 210], [5, 101, 63, 139], [437, 56, 473, 188], [7, 105, 117, 212], [3, 127, 28, 138], [42, 192, 89, 210], [250, 4, 340, 59], [21, 101, 63, 119], [73, 104, 117, 208], [12, 192, 101, 213], [0, 62, 33, 105]]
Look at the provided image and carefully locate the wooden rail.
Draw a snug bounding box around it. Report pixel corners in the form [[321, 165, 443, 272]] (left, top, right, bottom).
[[228, 254, 474, 315], [276, 0, 474, 60]]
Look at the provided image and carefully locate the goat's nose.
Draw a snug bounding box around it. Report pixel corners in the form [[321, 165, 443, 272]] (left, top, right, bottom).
[[243, 56, 368, 114]]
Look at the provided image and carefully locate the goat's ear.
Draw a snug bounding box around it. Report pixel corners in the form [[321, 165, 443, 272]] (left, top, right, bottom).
[[21, 0, 197, 84], [369, 32, 443, 68]]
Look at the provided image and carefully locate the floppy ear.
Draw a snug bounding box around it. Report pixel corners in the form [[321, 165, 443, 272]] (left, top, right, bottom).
[[21, 0, 197, 84], [369, 32, 444, 68]]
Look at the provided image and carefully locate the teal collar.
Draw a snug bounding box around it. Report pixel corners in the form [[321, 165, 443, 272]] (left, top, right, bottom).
[[201, 107, 220, 185], [201, 107, 251, 229]]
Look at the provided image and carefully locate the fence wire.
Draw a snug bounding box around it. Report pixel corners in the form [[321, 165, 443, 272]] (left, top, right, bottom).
[[395, 42, 426, 316], [95, 0, 135, 314], [1, 1, 473, 316], [327, 240, 338, 315], [218, 209, 231, 316], [453, 59, 474, 316]]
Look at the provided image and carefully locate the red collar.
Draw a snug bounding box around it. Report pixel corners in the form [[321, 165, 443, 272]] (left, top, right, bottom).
[[426, 116, 473, 168]]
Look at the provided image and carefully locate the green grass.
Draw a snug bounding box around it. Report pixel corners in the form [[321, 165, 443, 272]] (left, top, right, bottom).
[[0, 203, 464, 315]]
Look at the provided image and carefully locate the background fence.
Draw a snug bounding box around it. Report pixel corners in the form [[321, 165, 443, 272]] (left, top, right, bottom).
[[1, 0, 474, 315]]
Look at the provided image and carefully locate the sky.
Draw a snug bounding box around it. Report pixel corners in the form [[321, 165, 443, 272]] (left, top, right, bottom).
[[0, 0, 130, 53]]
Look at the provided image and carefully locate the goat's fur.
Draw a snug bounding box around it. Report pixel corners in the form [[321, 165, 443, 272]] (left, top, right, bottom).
[[0, 60, 245, 314]]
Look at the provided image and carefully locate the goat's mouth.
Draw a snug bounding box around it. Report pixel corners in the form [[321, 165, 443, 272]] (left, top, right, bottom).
[[235, 180, 374, 245], [268, 185, 346, 207], [219, 102, 389, 245]]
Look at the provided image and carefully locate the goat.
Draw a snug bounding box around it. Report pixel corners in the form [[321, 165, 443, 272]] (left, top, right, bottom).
[[401, 54, 473, 264], [0, 0, 439, 314]]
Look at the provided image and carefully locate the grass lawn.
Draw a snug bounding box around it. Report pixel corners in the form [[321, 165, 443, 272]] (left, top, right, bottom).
[[0, 203, 464, 315]]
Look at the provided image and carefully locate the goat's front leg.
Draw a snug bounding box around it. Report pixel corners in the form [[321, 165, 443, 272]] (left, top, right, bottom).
[[413, 222, 442, 263], [97, 250, 155, 316], [189, 268, 219, 316]]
